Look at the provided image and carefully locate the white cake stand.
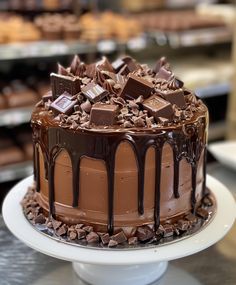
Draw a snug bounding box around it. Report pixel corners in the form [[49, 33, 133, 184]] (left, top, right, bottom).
[[2, 175, 236, 285]]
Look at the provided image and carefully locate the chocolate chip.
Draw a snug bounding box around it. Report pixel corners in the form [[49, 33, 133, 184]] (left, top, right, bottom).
[[76, 229, 86, 239], [128, 237, 138, 245], [108, 239, 118, 247], [163, 224, 174, 238], [86, 232, 99, 243], [177, 219, 189, 231], [56, 224, 67, 236], [120, 74, 153, 100], [101, 233, 110, 245], [196, 208, 209, 220], [34, 214, 46, 224], [83, 225, 94, 233], [69, 231, 77, 240], [136, 226, 154, 242], [111, 231, 127, 244], [52, 219, 62, 230], [80, 99, 92, 113]]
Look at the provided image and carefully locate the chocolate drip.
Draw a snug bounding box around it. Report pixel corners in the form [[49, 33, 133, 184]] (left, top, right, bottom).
[[35, 145, 40, 192], [32, 109, 207, 233], [202, 147, 207, 196]]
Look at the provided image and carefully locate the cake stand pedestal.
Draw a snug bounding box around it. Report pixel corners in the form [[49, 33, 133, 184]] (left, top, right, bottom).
[[2, 175, 236, 285]]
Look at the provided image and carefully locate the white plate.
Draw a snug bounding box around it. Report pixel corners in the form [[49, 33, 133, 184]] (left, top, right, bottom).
[[2, 175, 236, 285], [208, 141, 236, 170]]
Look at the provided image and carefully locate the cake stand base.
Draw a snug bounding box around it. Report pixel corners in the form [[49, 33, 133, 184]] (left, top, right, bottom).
[[2, 175, 236, 285], [72, 261, 168, 285]]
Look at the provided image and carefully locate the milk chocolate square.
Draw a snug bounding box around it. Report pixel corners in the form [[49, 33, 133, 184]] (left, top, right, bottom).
[[90, 103, 118, 126], [142, 95, 173, 119], [50, 94, 76, 115], [50, 73, 81, 100], [157, 89, 186, 109], [81, 82, 109, 103], [120, 74, 153, 100]]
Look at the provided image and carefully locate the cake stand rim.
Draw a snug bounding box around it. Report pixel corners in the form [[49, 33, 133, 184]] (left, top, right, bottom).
[[2, 174, 236, 265]]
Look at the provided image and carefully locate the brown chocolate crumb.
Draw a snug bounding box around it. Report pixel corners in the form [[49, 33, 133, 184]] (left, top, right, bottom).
[[76, 228, 86, 239], [86, 232, 99, 243], [69, 231, 77, 240], [136, 226, 154, 242], [163, 224, 174, 238], [108, 239, 118, 248], [101, 233, 110, 245], [56, 224, 67, 236], [196, 208, 209, 220], [83, 225, 94, 233], [34, 214, 46, 224], [111, 231, 127, 244], [128, 237, 138, 245], [52, 219, 62, 230], [177, 219, 189, 231]]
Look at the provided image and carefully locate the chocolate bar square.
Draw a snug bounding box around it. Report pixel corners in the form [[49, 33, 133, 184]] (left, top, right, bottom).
[[142, 95, 173, 119], [50, 73, 81, 100], [120, 74, 153, 100], [157, 89, 186, 109], [81, 82, 109, 103], [90, 103, 118, 126], [112, 58, 125, 73], [50, 94, 76, 115]]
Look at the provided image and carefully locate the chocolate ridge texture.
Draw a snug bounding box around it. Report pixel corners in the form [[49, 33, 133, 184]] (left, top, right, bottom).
[[30, 54, 208, 241]]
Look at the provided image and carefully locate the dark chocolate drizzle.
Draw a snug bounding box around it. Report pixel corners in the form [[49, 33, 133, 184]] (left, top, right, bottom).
[[32, 110, 207, 233]]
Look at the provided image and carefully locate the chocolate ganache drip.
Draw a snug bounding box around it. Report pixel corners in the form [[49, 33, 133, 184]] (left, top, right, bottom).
[[32, 55, 208, 233]]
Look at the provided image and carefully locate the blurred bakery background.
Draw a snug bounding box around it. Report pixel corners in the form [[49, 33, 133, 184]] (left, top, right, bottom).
[[0, 0, 235, 203]]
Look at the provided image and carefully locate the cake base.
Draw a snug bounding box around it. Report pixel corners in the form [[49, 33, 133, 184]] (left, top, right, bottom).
[[2, 175, 236, 285]]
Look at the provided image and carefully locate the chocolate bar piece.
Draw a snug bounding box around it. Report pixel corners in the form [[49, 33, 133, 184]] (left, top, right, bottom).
[[50, 73, 81, 100], [81, 82, 109, 103], [112, 58, 125, 73], [90, 103, 118, 126], [142, 95, 173, 119], [96, 56, 114, 72], [50, 93, 76, 115], [120, 74, 153, 99], [157, 89, 186, 109]]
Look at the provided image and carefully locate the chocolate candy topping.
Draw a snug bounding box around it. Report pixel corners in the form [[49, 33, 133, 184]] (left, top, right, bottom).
[[142, 95, 173, 119], [120, 74, 153, 100], [81, 82, 109, 103], [50, 93, 76, 115], [90, 103, 119, 126], [50, 73, 81, 100]]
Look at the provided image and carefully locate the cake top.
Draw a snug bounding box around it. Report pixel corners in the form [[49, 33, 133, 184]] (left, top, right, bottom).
[[37, 55, 206, 131]]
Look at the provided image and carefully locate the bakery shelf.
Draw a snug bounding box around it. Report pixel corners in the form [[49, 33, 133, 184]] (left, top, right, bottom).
[[0, 161, 33, 183], [195, 82, 231, 99], [152, 27, 232, 48], [0, 107, 32, 127]]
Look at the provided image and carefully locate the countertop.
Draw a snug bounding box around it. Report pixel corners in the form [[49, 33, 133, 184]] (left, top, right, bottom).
[[0, 162, 235, 285]]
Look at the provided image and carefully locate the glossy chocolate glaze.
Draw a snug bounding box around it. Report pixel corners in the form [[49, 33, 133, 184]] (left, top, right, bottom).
[[32, 104, 208, 234]]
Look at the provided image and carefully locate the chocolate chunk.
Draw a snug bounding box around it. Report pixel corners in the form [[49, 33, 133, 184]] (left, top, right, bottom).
[[96, 56, 114, 72], [42, 92, 53, 102], [143, 95, 173, 120], [128, 237, 138, 245], [120, 74, 153, 100], [50, 73, 81, 100], [50, 94, 77, 115], [203, 196, 213, 207], [83, 225, 94, 233], [75, 223, 84, 229], [80, 100, 92, 113], [58, 64, 70, 76], [185, 213, 197, 225], [157, 89, 186, 109], [76, 229, 86, 239], [86, 232, 99, 243], [112, 58, 125, 73], [81, 82, 109, 103], [118, 64, 131, 76], [156, 225, 165, 236], [163, 224, 174, 238], [69, 231, 77, 240], [70, 55, 81, 75], [85, 63, 96, 78], [34, 214, 46, 224], [52, 219, 62, 230], [108, 239, 118, 247], [102, 71, 126, 85], [177, 219, 189, 231], [122, 56, 139, 73], [90, 103, 119, 126], [136, 226, 154, 242], [157, 66, 172, 80], [56, 224, 67, 236], [101, 233, 110, 245], [196, 208, 209, 220], [154, 57, 167, 73], [111, 231, 127, 244]]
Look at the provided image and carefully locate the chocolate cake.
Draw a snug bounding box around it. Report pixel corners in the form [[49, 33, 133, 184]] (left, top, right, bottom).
[[22, 55, 213, 247]]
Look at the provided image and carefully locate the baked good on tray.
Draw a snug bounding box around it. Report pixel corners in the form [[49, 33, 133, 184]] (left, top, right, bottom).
[[22, 55, 213, 247]]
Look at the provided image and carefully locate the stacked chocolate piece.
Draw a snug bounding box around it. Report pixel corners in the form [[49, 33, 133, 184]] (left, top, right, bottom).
[[40, 54, 203, 130]]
